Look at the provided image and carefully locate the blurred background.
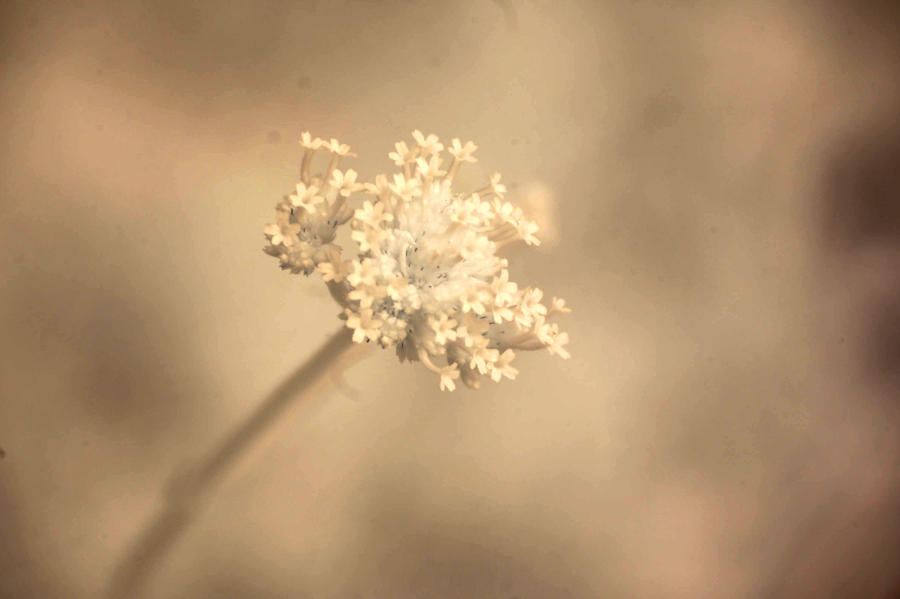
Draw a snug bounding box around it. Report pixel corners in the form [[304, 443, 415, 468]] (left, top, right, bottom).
[[1, 0, 899, 597]]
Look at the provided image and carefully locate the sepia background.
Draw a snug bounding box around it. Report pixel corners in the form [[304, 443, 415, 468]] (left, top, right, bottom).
[[1, 0, 899, 597]]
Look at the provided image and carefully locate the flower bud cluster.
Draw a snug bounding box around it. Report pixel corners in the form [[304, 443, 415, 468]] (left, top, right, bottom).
[[263, 133, 362, 275], [264, 130, 570, 390]]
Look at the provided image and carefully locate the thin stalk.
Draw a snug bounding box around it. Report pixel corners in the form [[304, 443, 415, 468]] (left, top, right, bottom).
[[105, 327, 361, 599]]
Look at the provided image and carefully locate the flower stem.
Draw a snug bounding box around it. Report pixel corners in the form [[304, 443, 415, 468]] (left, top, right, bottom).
[[105, 326, 360, 599]]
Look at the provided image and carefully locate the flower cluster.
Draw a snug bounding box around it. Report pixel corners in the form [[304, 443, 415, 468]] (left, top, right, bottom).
[[263, 133, 362, 275], [264, 131, 570, 390]]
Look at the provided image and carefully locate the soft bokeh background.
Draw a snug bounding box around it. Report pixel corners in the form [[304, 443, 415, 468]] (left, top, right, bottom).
[[2, 1, 899, 597]]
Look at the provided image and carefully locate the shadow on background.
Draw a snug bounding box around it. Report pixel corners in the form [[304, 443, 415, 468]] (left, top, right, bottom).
[[822, 110, 900, 387], [809, 3, 900, 593], [0, 178, 208, 597], [1, 181, 204, 441]]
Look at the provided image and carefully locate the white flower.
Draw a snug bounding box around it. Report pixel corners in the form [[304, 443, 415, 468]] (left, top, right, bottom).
[[411, 130, 444, 155], [299, 131, 324, 149], [516, 218, 541, 246], [489, 349, 518, 382], [430, 313, 458, 345], [487, 173, 507, 198], [354, 200, 393, 227], [516, 287, 547, 328], [328, 138, 353, 156], [549, 331, 571, 359], [460, 286, 490, 315], [345, 308, 382, 343], [550, 296, 571, 314], [289, 182, 323, 213], [448, 138, 478, 163], [318, 256, 352, 283], [350, 225, 386, 254], [415, 155, 446, 179], [450, 193, 493, 228], [534, 317, 571, 359], [469, 343, 500, 375], [346, 257, 380, 288], [490, 270, 518, 306], [388, 173, 422, 202], [364, 173, 391, 197], [263, 130, 571, 390], [264, 210, 301, 247], [388, 141, 414, 166], [439, 365, 460, 392], [459, 232, 495, 261], [264, 131, 366, 276], [330, 132, 570, 389], [330, 168, 363, 197]]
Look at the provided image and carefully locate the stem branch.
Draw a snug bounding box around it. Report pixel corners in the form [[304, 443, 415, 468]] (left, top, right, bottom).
[[105, 326, 359, 599]]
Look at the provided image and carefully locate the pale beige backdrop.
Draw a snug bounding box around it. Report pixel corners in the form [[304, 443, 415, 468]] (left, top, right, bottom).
[[2, 1, 899, 598]]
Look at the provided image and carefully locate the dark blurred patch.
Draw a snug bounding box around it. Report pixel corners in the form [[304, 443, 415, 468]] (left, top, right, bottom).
[[823, 115, 900, 250], [822, 0, 900, 44], [0, 1, 29, 64], [1, 181, 205, 445], [871, 290, 900, 385], [267, 129, 282, 144], [813, 3, 900, 595], [7, 272, 191, 441], [762, 475, 900, 598], [821, 112, 900, 385]]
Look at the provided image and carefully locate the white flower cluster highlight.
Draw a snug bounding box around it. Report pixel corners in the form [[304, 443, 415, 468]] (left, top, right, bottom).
[[264, 130, 571, 391]]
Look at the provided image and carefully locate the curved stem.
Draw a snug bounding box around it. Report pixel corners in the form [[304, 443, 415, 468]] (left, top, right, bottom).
[[105, 327, 361, 599]]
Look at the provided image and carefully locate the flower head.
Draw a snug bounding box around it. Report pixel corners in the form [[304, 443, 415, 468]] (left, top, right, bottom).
[[263, 130, 570, 390]]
